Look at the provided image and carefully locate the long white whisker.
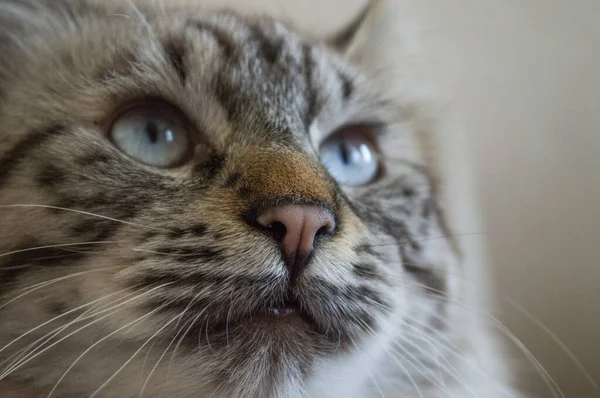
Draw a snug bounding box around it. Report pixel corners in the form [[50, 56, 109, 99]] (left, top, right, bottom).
[[47, 304, 169, 397], [0, 284, 172, 379], [0, 287, 130, 356], [0, 267, 120, 311], [357, 319, 425, 398], [168, 305, 211, 376], [0, 254, 75, 272], [394, 329, 468, 391], [139, 295, 207, 397], [0, 289, 143, 372], [348, 335, 385, 398], [505, 297, 598, 391], [0, 204, 170, 232], [89, 309, 187, 398], [0, 305, 127, 379], [132, 248, 209, 257], [388, 279, 564, 398], [389, 337, 446, 389], [0, 241, 118, 259], [359, 292, 533, 397]]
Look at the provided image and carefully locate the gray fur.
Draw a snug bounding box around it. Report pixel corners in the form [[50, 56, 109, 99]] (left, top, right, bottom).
[[0, 0, 518, 397]]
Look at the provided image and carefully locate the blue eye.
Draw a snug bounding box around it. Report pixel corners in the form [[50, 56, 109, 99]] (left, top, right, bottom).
[[319, 126, 380, 186], [109, 105, 192, 168]]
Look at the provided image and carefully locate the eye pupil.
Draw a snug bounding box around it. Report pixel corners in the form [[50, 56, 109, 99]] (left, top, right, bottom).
[[146, 122, 159, 144], [340, 142, 351, 165]]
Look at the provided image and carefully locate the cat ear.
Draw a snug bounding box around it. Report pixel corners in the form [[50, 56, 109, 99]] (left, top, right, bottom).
[[326, 0, 393, 61]]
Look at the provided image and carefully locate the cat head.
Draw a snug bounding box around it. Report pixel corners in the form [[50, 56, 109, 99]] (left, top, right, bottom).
[[0, 1, 460, 396]]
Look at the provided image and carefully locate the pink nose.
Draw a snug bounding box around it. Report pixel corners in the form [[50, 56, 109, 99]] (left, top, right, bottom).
[[256, 204, 336, 274]]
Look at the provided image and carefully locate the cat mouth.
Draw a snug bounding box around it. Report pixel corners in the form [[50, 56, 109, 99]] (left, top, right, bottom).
[[209, 298, 320, 333], [243, 299, 316, 325]]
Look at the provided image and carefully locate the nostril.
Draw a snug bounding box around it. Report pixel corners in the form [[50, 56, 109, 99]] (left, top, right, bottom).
[[268, 221, 287, 242], [316, 224, 334, 237], [253, 219, 288, 242]]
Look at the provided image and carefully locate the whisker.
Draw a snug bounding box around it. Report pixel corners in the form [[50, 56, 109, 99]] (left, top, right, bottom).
[[225, 295, 235, 347], [0, 287, 130, 355], [168, 306, 211, 376], [89, 308, 189, 398], [1, 305, 127, 379], [0, 266, 121, 311], [46, 304, 170, 398], [388, 270, 597, 394], [0, 253, 91, 277], [141, 318, 190, 395], [0, 204, 171, 232], [131, 248, 202, 257], [0, 284, 172, 379], [2, 287, 151, 372], [357, 319, 425, 398], [139, 294, 208, 397], [0, 290, 137, 372], [388, 279, 565, 398], [0, 241, 117, 259], [359, 291, 543, 397], [394, 329, 468, 391], [504, 297, 599, 391], [367, 232, 489, 249], [348, 335, 386, 398], [389, 337, 447, 389]]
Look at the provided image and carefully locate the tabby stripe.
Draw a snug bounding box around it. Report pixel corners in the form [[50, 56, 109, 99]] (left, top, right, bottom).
[[167, 223, 209, 239], [129, 271, 278, 290], [0, 242, 88, 292], [337, 70, 354, 100], [214, 71, 241, 124], [316, 279, 391, 311], [69, 219, 122, 242], [302, 43, 318, 128], [352, 262, 384, 282], [188, 20, 236, 59], [248, 23, 283, 64], [193, 153, 225, 182], [163, 39, 187, 84], [222, 172, 242, 189], [148, 245, 225, 263], [404, 264, 447, 297], [0, 126, 62, 190]]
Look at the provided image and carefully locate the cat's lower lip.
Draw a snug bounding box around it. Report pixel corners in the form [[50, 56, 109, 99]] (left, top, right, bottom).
[[244, 300, 320, 327], [252, 300, 300, 319], [259, 307, 297, 317]]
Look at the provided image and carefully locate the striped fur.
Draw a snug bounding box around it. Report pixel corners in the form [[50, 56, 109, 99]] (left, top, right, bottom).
[[0, 1, 518, 397]]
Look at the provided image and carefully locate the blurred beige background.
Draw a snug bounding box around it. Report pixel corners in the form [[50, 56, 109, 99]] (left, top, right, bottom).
[[174, 0, 600, 396]]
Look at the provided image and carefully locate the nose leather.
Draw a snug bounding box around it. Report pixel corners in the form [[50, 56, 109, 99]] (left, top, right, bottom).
[[255, 204, 336, 276]]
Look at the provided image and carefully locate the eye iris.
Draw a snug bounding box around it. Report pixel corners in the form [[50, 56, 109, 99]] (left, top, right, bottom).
[[109, 105, 192, 168], [359, 143, 372, 163], [319, 126, 380, 186]]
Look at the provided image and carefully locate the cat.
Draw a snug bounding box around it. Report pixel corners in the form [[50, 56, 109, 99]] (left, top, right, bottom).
[[0, 0, 520, 396]]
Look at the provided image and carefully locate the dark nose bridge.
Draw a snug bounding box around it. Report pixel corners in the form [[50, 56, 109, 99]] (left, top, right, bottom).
[[253, 203, 336, 278]]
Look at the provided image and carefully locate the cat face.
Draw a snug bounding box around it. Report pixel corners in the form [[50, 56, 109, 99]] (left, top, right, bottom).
[[0, 1, 459, 396]]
